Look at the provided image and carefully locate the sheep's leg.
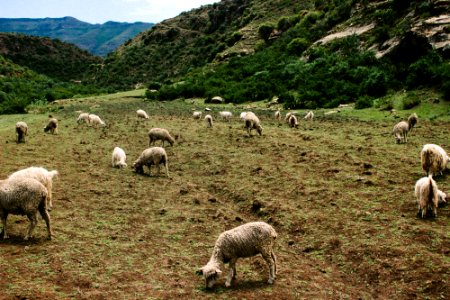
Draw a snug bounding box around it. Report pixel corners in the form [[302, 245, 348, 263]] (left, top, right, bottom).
[[261, 251, 276, 284], [47, 184, 53, 210], [432, 205, 437, 218], [39, 204, 52, 240], [417, 205, 422, 218], [24, 213, 38, 240], [1, 212, 8, 239], [165, 162, 170, 178], [225, 258, 237, 287], [271, 251, 277, 275]]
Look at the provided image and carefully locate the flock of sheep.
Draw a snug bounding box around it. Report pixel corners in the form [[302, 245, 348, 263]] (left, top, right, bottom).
[[2, 105, 448, 289]]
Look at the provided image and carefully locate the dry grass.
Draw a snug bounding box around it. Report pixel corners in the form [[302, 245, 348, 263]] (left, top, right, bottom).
[[0, 94, 449, 299]]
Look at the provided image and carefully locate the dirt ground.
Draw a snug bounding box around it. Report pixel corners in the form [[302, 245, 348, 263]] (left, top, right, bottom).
[[0, 97, 448, 299]]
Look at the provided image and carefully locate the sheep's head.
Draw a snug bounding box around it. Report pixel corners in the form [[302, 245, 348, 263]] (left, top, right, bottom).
[[197, 264, 222, 289], [256, 125, 263, 136], [117, 162, 127, 169], [132, 161, 144, 173], [438, 190, 447, 206]]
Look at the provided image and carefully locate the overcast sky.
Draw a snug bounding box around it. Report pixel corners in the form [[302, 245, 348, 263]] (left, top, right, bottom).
[[0, 0, 220, 24]]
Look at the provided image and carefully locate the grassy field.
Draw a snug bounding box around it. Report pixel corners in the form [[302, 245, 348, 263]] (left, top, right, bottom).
[[0, 90, 449, 299]]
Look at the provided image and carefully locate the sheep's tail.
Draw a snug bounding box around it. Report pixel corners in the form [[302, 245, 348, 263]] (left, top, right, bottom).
[[428, 175, 434, 205]]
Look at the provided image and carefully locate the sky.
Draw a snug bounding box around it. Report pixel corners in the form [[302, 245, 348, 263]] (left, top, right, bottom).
[[0, 0, 220, 24]]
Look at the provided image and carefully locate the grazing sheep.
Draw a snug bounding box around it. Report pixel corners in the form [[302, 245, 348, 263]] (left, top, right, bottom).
[[133, 147, 169, 177], [219, 111, 233, 122], [420, 144, 449, 176], [15, 121, 28, 143], [205, 114, 213, 128], [274, 110, 281, 121], [76, 113, 90, 125], [197, 221, 277, 288], [8, 167, 58, 210], [304, 111, 314, 121], [392, 113, 418, 143], [288, 114, 298, 128], [137, 109, 149, 119], [438, 190, 447, 207], [44, 118, 58, 134], [88, 114, 106, 128], [0, 177, 52, 240], [244, 112, 263, 136], [414, 175, 441, 218], [284, 112, 293, 123], [193, 111, 203, 119], [239, 112, 248, 120], [111, 147, 127, 168], [148, 128, 175, 147]]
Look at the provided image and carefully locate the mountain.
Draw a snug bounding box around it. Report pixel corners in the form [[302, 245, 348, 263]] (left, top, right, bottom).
[[0, 32, 102, 82], [94, 0, 450, 108], [0, 17, 153, 56]]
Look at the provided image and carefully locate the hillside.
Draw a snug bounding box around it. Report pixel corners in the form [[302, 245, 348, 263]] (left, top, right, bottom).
[[0, 32, 102, 82], [0, 17, 153, 56], [94, 0, 450, 110]]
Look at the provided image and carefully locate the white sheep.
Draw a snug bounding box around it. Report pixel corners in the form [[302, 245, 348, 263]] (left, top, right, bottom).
[[88, 114, 106, 128], [219, 111, 233, 122], [239, 112, 248, 120], [44, 118, 58, 134], [205, 114, 213, 128], [197, 221, 277, 288], [0, 177, 52, 240], [288, 114, 298, 128], [421, 144, 449, 176], [244, 112, 263, 136], [133, 147, 169, 177], [274, 110, 281, 121], [392, 113, 418, 143], [76, 112, 90, 125], [137, 109, 149, 119], [414, 175, 444, 218], [111, 147, 127, 168], [304, 111, 314, 121], [148, 128, 175, 147], [284, 112, 293, 123], [193, 111, 203, 119], [8, 167, 58, 210], [15, 121, 28, 143]]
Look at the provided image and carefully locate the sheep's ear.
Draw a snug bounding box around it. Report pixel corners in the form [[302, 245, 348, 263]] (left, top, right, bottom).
[[196, 268, 203, 276]]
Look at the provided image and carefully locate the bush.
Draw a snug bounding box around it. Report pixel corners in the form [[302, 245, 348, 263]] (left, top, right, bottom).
[[287, 38, 309, 55], [258, 23, 275, 41], [355, 96, 373, 109], [402, 97, 421, 110]]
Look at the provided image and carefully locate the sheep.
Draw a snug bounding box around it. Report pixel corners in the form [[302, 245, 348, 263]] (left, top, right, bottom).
[[148, 128, 175, 147], [438, 190, 447, 207], [8, 167, 58, 211], [420, 144, 449, 176], [0, 177, 52, 240], [288, 114, 298, 128], [205, 114, 213, 128], [15, 121, 28, 143], [193, 111, 203, 119], [284, 112, 293, 123], [239, 112, 248, 120], [414, 175, 442, 218], [274, 110, 281, 121], [76, 112, 90, 125], [88, 114, 106, 128], [132, 147, 169, 177], [111, 147, 127, 168], [219, 111, 233, 122], [244, 112, 263, 136], [392, 113, 418, 143], [304, 111, 314, 121], [44, 118, 58, 134], [137, 109, 149, 119], [197, 221, 277, 288]]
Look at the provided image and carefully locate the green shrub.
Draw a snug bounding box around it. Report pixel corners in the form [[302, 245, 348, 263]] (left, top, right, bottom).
[[287, 38, 309, 55], [402, 97, 421, 110], [258, 23, 275, 41], [355, 96, 373, 109]]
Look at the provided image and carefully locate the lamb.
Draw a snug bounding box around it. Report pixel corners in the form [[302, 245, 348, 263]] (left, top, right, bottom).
[[244, 112, 263, 136], [137, 109, 149, 119], [205, 114, 213, 128], [132, 147, 169, 177], [15, 121, 28, 143], [288, 114, 298, 128], [148, 128, 175, 147], [76, 112, 90, 124], [0, 177, 52, 240], [88, 114, 106, 128], [420, 144, 449, 176], [44, 118, 58, 134], [274, 110, 281, 121], [414, 175, 444, 218], [111, 147, 127, 168], [304, 111, 314, 121], [193, 111, 202, 119], [8, 167, 58, 210], [219, 111, 233, 122], [197, 221, 277, 288], [392, 113, 418, 143]]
